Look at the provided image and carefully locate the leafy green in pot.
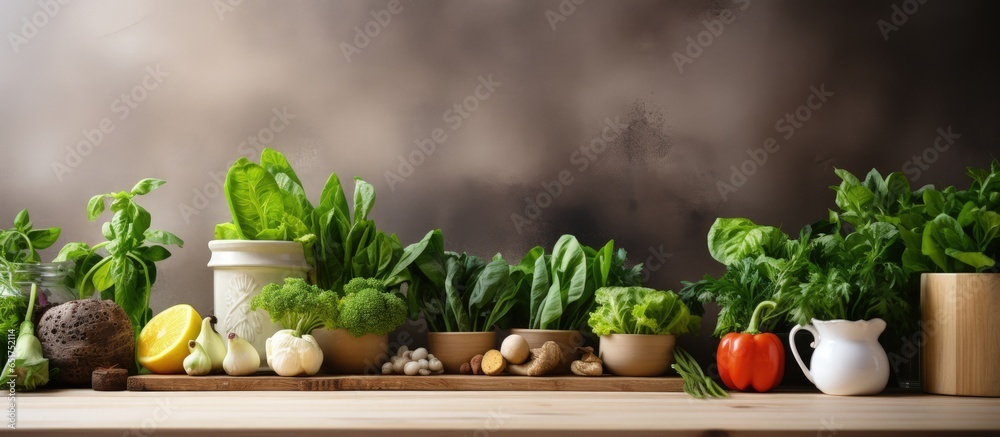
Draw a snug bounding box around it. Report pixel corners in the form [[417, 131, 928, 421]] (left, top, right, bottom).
[[214, 148, 408, 292], [56, 178, 184, 338], [588, 286, 699, 336], [513, 235, 643, 331], [897, 161, 1000, 273], [214, 150, 317, 264], [399, 230, 517, 332], [683, 171, 918, 336], [311, 173, 404, 293]]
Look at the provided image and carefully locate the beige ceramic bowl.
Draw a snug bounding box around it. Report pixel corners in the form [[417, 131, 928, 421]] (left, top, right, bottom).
[[599, 334, 676, 377]]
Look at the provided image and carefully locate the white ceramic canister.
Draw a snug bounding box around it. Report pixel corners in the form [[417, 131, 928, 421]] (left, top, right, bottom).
[[207, 240, 311, 371]]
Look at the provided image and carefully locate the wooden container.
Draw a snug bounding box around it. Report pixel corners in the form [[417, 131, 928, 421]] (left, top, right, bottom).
[[426, 332, 496, 374], [921, 273, 1000, 397], [312, 328, 389, 375]]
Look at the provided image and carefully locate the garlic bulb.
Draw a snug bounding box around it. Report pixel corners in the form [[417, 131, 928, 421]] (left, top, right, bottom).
[[183, 341, 212, 376], [195, 317, 227, 373], [265, 329, 324, 377], [223, 333, 260, 376]]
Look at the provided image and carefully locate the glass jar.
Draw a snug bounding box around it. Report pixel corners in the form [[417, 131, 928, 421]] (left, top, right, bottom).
[[0, 262, 74, 304]]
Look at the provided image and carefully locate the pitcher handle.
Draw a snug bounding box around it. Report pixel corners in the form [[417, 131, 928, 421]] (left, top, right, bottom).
[[789, 324, 819, 385]]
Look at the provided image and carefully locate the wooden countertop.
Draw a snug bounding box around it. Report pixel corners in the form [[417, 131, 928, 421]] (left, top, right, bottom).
[[13, 389, 1000, 436]]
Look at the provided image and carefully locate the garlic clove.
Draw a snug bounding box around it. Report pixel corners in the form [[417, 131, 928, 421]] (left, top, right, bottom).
[[195, 316, 226, 373], [223, 333, 260, 376], [183, 340, 212, 376], [298, 334, 323, 376]]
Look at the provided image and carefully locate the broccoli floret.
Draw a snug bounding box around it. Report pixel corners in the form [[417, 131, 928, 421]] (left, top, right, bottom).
[[342, 277, 386, 296], [250, 278, 339, 336], [338, 286, 406, 338]]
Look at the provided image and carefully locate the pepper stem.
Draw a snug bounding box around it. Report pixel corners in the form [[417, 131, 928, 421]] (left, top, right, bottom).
[[746, 300, 777, 335]]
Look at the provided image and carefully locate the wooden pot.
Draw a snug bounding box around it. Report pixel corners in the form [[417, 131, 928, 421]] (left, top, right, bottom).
[[426, 332, 496, 374], [921, 273, 1000, 397], [599, 334, 676, 377], [313, 328, 389, 375]]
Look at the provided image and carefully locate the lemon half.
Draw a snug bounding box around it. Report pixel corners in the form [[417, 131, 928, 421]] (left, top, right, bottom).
[[137, 304, 202, 374]]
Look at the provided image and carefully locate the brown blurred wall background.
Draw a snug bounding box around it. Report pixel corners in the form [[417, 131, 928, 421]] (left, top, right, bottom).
[[1, 0, 998, 359]]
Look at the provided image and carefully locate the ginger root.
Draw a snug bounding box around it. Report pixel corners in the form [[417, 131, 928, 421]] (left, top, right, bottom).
[[571, 346, 603, 376], [481, 350, 507, 376], [470, 354, 484, 375], [508, 341, 561, 376]]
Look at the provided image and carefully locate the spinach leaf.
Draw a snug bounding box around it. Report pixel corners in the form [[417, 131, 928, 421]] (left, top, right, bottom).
[[510, 236, 643, 331], [707, 218, 787, 265], [224, 157, 285, 240], [398, 231, 520, 332]]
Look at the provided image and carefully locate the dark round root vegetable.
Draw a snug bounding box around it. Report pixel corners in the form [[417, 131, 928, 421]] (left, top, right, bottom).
[[37, 299, 135, 386]]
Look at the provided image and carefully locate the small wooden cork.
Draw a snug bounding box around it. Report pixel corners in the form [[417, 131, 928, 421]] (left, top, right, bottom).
[[92, 368, 128, 391]]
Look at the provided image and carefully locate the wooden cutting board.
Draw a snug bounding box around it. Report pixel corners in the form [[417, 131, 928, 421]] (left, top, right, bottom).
[[127, 374, 684, 392]]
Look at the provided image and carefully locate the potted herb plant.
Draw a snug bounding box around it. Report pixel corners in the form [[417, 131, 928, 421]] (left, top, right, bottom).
[[682, 167, 928, 391], [0, 209, 71, 304], [588, 286, 699, 376], [509, 235, 643, 374], [210, 150, 316, 363], [400, 230, 517, 373], [311, 277, 407, 374], [212, 149, 410, 365], [894, 161, 1000, 397]]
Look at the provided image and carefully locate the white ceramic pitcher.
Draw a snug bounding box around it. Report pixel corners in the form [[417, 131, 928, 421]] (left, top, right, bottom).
[[790, 318, 889, 396]]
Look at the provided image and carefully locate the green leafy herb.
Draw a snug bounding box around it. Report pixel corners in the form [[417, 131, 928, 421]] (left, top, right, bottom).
[[683, 167, 924, 336], [672, 346, 729, 399], [896, 161, 1000, 273], [57, 179, 184, 339], [215, 152, 317, 265], [1, 293, 26, 359], [1, 284, 52, 391], [510, 235, 642, 331], [0, 209, 61, 264], [707, 218, 787, 265], [398, 230, 517, 333]]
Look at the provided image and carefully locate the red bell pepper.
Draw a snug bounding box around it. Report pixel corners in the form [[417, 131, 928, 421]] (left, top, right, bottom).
[[716, 300, 784, 392]]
